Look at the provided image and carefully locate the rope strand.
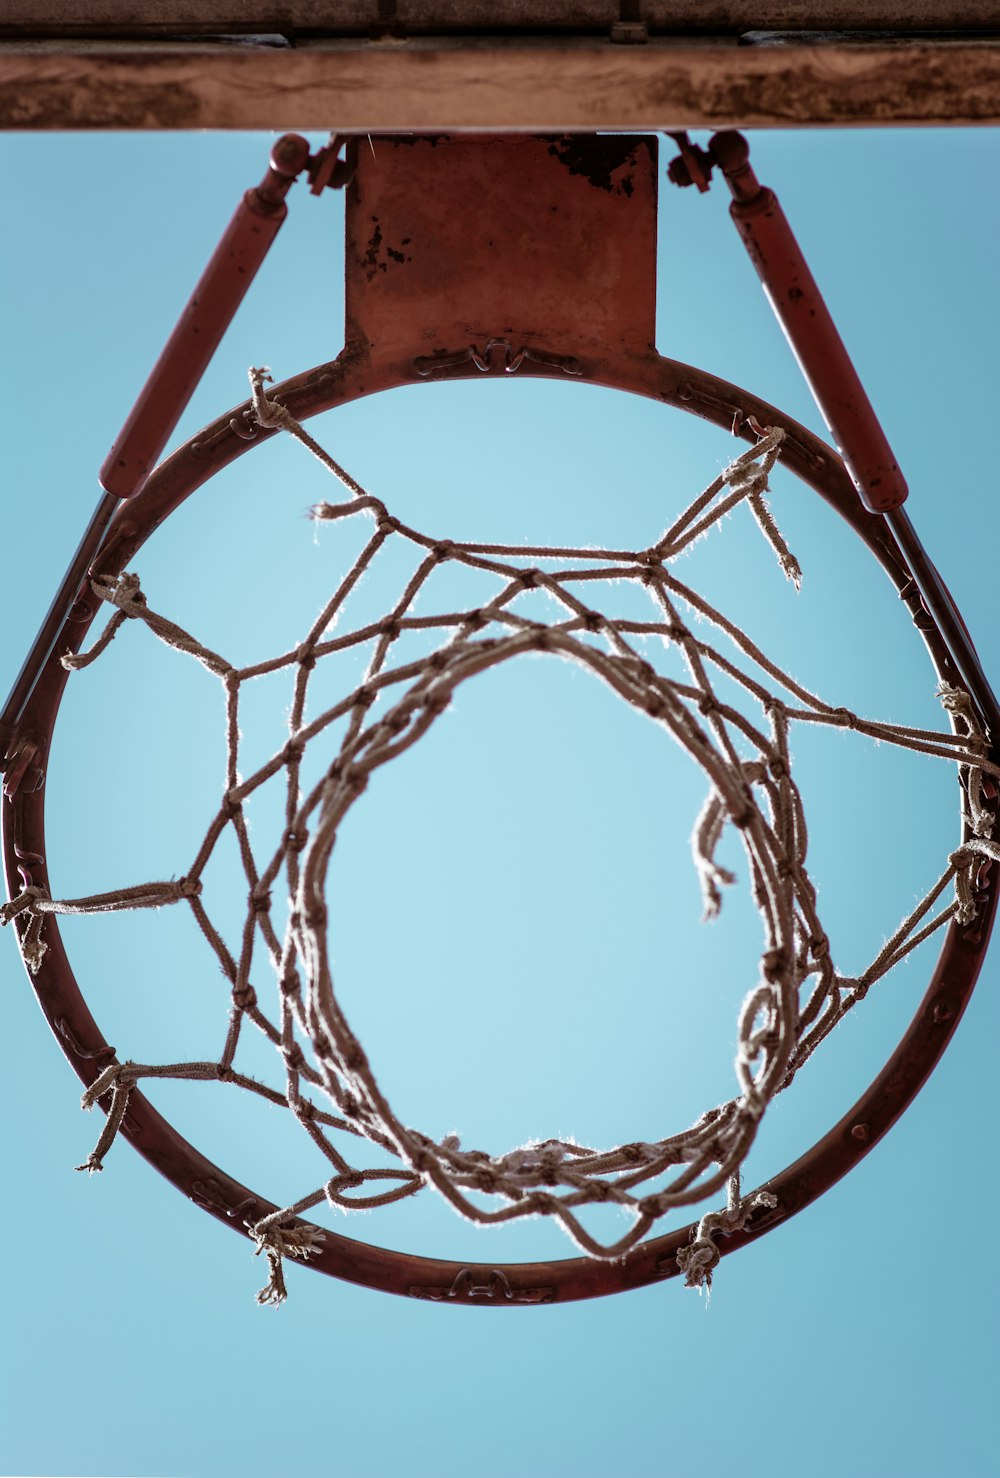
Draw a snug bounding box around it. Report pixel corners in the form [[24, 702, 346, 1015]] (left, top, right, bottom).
[[37, 373, 989, 1300]]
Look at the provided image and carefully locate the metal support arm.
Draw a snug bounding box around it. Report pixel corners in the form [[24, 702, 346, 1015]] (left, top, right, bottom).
[[100, 132, 313, 501], [1, 132, 342, 765], [672, 129, 908, 515]]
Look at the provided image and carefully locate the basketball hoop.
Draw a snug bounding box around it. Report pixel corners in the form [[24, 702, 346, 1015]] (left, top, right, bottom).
[[2, 133, 996, 1306]]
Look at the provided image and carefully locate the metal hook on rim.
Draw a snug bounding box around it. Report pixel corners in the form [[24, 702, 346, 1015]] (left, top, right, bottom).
[[732, 410, 772, 440]]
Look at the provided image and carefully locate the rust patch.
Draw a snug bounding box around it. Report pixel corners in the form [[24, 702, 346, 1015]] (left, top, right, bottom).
[[546, 135, 638, 194], [360, 215, 413, 282]]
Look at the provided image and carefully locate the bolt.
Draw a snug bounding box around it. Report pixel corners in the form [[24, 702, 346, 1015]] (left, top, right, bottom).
[[269, 133, 311, 179], [710, 130, 751, 173], [850, 1122, 871, 1143], [610, 19, 648, 42]]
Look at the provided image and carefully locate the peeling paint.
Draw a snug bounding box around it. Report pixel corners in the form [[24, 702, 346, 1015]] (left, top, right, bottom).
[[546, 136, 639, 195], [360, 215, 413, 281]]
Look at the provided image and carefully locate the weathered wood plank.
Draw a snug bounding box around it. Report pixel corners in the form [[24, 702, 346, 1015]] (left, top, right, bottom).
[[1, 2, 998, 37], [1, 40, 998, 131]]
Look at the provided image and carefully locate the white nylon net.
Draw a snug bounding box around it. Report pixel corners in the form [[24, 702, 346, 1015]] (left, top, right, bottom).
[[5, 370, 996, 1303]]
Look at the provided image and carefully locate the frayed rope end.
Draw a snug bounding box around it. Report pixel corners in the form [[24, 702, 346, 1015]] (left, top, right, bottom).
[[252, 1223, 326, 1308]]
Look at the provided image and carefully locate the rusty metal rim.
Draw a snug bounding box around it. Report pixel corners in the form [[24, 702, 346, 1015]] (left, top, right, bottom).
[[4, 347, 994, 1305]]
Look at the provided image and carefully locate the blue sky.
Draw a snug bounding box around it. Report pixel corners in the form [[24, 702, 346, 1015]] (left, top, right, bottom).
[[1, 128, 998, 1478]]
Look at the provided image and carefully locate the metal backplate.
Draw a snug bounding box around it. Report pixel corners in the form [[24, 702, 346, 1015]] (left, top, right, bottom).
[[345, 134, 657, 368]]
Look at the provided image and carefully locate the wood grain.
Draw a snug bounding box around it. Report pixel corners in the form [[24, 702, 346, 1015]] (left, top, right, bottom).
[[1, 41, 998, 131]]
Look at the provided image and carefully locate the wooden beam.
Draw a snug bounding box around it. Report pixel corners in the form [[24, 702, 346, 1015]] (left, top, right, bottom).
[[1, 2, 999, 37], [1, 39, 999, 131]]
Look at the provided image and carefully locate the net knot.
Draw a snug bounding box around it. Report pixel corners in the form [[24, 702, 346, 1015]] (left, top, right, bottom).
[[250, 886, 271, 914], [676, 1235, 722, 1290], [342, 1040, 367, 1071], [471, 1165, 502, 1193], [380, 615, 402, 639], [425, 688, 452, 716], [221, 791, 241, 819], [761, 947, 788, 983], [353, 686, 376, 711], [517, 568, 541, 590], [0, 884, 46, 925], [1, 884, 51, 972], [249, 367, 293, 432], [618, 1142, 652, 1164], [832, 707, 859, 730], [216, 1063, 234, 1083], [252, 1221, 326, 1307], [432, 541, 455, 562], [949, 846, 981, 925], [80, 1059, 133, 1112], [98, 571, 146, 614], [283, 736, 306, 763], [295, 643, 317, 671], [726, 455, 766, 491], [283, 1042, 306, 1072], [730, 801, 756, 830], [232, 984, 257, 1011], [284, 828, 309, 854], [582, 610, 604, 633], [177, 877, 202, 899], [62, 573, 150, 670], [584, 1179, 615, 1203], [809, 934, 830, 960], [938, 683, 974, 719], [631, 658, 656, 686], [676, 1190, 780, 1290], [328, 1170, 365, 1193]]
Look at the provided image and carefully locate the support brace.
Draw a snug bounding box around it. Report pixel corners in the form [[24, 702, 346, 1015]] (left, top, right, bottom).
[[100, 133, 316, 502], [671, 129, 908, 515]]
